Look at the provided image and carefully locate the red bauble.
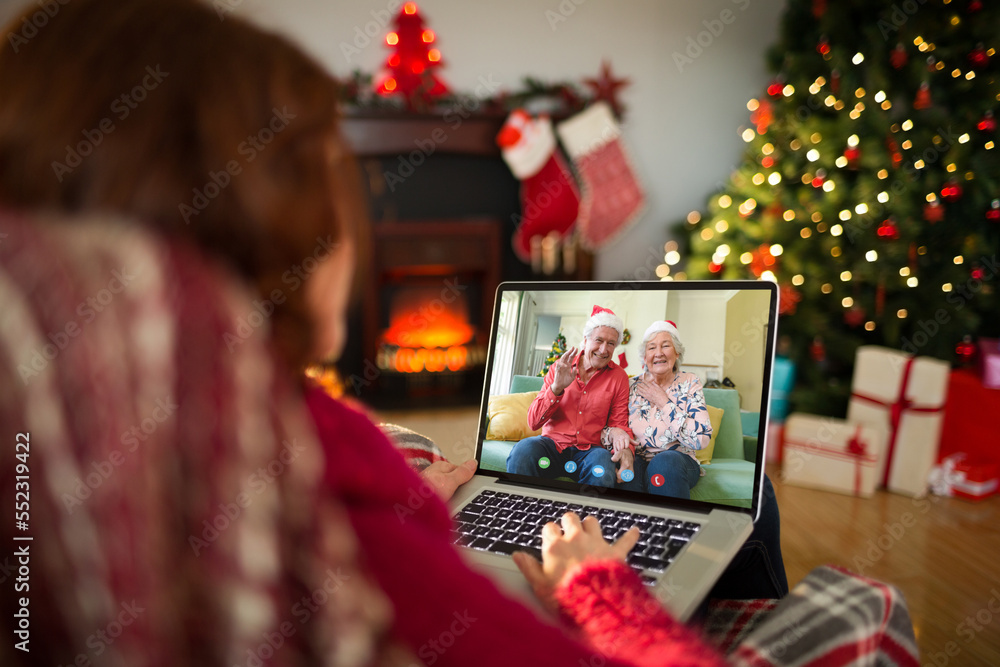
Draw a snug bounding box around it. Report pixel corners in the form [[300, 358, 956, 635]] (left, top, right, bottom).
[[751, 98, 774, 133], [968, 0, 983, 12], [978, 111, 996, 132], [844, 145, 861, 168], [749, 244, 776, 277], [810, 336, 826, 362], [924, 201, 945, 223], [972, 267, 986, 280], [817, 37, 831, 57], [891, 43, 908, 69], [988, 199, 1000, 222], [811, 168, 827, 188], [969, 44, 990, 69], [708, 261, 723, 274], [877, 218, 900, 239], [844, 307, 866, 328], [914, 82, 932, 109], [779, 284, 802, 315], [886, 136, 902, 168], [767, 79, 784, 97], [941, 181, 963, 202], [956, 335, 977, 366]]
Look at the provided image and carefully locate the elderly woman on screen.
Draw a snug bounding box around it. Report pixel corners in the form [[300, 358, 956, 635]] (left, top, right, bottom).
[[614, 320, 711, 498]]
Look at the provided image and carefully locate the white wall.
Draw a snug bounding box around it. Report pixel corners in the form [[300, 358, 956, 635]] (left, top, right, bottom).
[[1, 0, 786, 280], [229, 0, 787, 281]]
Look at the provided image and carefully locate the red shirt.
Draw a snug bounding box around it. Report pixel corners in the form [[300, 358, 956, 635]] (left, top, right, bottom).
[[527, 351, 633, 453]]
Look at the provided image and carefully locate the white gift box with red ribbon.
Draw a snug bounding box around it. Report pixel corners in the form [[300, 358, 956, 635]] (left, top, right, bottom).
[[847, 346, 950, 497], [781, 414, 886, 497]]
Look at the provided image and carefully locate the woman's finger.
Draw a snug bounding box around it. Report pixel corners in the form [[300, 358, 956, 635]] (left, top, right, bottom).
[[612, 526, 641, 558], [560, 512, 582, 536], [581, 515, 602, 536]]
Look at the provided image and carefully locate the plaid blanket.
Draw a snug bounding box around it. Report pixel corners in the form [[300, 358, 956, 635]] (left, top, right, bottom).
[[725, 566, 919, 666], [385, 427, 920, 667]]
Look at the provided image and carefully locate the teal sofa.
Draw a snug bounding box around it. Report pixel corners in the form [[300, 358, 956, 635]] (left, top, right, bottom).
[[482, 375, 758, 508]]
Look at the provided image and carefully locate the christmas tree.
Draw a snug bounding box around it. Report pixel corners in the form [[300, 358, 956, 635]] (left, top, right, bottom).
[[670, 0, 1000, 416], [538, 332, 568, 377], [375, 2, 449, 109]]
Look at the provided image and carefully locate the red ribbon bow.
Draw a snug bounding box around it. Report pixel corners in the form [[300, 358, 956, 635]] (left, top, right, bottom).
[[846, 425, 868, 495]]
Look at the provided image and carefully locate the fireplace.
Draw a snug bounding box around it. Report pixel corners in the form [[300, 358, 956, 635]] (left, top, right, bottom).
[[364, 218, 498, 406], [336, 111, 591, 407]]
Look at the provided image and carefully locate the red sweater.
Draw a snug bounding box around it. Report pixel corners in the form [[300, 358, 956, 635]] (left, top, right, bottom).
[[308, 387, 726, 667]]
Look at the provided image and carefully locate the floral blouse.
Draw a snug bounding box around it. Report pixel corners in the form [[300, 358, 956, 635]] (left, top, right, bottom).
[[616, 371, 712, 475]]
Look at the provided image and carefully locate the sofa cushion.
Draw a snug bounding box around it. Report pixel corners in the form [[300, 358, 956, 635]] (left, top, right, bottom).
[[486, 391, 541, 441], [702, 388, 746, 461], [696, 404, 724, 465]]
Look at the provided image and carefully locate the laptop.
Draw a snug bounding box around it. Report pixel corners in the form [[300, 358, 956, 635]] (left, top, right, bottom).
[[450, 280, 779, 621]]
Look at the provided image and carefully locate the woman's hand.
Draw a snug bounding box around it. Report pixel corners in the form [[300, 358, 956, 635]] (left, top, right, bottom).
[[420, 459, 477, 501], [635, 378, 670, 411], [512, 513, 639, 610], [550, 347, 578, 395], [612, 447, 635, 483]]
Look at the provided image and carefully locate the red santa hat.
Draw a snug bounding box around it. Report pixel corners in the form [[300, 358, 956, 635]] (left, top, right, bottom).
[[642, 320, 680, 345], [583, 305, 624, 344]]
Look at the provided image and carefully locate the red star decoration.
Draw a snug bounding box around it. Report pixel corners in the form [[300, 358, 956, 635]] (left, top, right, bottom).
[[584, 60, 630, 119]]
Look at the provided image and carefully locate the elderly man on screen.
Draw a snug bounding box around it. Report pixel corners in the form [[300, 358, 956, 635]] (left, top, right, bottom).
[[506, 306, 634, 487]]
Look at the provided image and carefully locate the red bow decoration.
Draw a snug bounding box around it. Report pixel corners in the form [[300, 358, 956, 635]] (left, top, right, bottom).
[[846, 425, 868, 495], [591, 305, 616, 316]]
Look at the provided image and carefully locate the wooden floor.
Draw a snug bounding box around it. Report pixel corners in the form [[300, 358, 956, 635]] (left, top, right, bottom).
[[769, 463, 1000, 666], [375, 406, 1000, 665]]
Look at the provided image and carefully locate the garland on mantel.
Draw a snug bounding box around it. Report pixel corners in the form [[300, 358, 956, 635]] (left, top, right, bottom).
[[336, 60, 630, 120]]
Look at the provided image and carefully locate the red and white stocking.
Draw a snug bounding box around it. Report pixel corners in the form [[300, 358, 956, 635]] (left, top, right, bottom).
[[497, 110, 580, 263], [556, 102, 646, 250]]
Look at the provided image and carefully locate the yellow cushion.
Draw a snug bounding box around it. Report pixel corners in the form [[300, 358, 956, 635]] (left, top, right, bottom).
[[486, 392, 542, 441], [696, 404, 724, 465]]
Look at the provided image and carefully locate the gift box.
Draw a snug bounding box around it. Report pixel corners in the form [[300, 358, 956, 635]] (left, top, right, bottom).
[[847, 346, 949, 497], [939, 369, 1000, 463], [979, 338, 1000, 389], [770, 357, 796, 423], [929, 453, 999, 502], [781, 413, 886, 497]]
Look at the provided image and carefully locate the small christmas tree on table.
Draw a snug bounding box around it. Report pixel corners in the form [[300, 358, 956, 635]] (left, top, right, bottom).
[[669, 0, 1000, 416], [375, 2, 449, 109], [538, 332, 568, 377]]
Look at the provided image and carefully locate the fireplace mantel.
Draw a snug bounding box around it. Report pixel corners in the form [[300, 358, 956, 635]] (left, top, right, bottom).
[[340, 111, 507, 158]]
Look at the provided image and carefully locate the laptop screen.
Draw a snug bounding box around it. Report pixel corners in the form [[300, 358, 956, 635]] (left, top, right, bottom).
[[476, 280, 778, 520]]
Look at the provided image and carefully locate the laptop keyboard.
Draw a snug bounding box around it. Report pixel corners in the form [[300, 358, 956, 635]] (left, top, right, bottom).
[[453, 489, 701, 585]]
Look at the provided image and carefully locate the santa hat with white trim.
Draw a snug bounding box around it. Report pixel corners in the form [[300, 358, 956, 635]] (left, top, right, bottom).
[[642, 319, 680, 344], [582, 305, 624, 344]]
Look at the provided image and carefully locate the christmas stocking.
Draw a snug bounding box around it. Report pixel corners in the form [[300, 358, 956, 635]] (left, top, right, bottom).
[[497, 110, 580, 263], [556, 101, 646, 249]]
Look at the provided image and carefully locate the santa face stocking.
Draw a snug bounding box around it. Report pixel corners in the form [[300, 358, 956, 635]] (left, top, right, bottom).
[[556, 101, 646, 250], [497, 110, 580, 263]]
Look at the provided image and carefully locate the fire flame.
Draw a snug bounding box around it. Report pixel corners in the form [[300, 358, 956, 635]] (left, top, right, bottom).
[[380, 289, 475, 373]]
